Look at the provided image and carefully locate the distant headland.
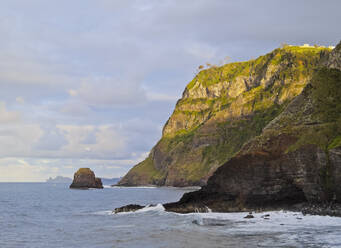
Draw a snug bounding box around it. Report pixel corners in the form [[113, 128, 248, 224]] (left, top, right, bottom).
[[46, 176, 72, 184]]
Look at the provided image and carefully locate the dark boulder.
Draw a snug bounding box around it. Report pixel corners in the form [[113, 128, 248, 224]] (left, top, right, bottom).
[[244, 214, 254, 219], [114, 204, 144, 214]]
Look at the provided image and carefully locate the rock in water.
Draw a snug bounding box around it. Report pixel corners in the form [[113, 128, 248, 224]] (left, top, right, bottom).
[[244, 214, 254, 219], [69, 168, 103, 189], [114, 204, 145, 214]]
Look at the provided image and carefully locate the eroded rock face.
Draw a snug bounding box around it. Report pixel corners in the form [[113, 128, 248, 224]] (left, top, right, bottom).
[[119, 45, 332, 187], [162, 42, 341, 212], [326, 41, 341, 70], [69, 168, 103, 189], [165, 142, 340, 213]]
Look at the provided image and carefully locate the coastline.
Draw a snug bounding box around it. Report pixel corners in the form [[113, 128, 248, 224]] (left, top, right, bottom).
[[115, 201, 341, 217], [111, 185, 201, 191]]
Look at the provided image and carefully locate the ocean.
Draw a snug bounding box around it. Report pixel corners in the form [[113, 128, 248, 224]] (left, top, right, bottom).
[[1, 183, 341, 248]]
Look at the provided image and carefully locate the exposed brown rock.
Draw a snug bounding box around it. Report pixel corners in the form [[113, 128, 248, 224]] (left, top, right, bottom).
[[69, 168, 103, 189], [119, 45, 332, 187], [161, 42, 341, 213], [325, 41, 341, 70], [115, 42, 341, 215]]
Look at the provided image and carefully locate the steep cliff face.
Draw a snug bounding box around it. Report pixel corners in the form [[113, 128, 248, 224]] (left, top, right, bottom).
[[119, 45, 332, 187], [163, 42, 341, 213], [326, 42, 341, 70]]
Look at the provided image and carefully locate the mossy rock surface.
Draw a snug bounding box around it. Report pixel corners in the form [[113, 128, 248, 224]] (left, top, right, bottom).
[[161, 42, 341, 213], [119, 45, 335, 187]]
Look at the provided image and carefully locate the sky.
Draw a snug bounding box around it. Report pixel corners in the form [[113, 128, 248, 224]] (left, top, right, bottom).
[[0, 0, 340, 182]]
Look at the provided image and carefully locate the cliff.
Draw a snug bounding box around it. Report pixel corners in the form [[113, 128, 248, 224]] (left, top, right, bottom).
[[69, 168, 103, 189], [119, 45, 332, 187], [162, 41, 341, 213]]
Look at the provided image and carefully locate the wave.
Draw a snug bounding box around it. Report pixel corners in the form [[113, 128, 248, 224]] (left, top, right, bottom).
[[111, 186, 200, 190], [109, 203, 341, 231], [135, 203, 165, 213], [116, 203, 165, 215], [190, 210, 341, 228], [111, 186, 158, 189], [91, 210, 114, 216]]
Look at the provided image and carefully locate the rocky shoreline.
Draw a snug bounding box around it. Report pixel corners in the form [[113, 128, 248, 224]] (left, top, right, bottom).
[[114, 202, 341, 217], [115, 41, 341, 218], [301, 203, 341, 217]]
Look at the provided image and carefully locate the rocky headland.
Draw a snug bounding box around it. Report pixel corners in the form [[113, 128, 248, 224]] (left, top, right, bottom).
[[46, 176, 72, 184], [69, 168, 103, 189], [161, 41, 341, 213], [116, 41, 341, 216], [119, 44, 334, 187]]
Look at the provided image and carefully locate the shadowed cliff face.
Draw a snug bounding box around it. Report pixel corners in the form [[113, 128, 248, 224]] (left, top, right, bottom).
[[119, 45, 332, 187], [163, 41, 341, 213]]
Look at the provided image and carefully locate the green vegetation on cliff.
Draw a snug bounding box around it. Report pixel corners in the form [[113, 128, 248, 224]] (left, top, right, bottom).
[[284, 68, 341, 153], [187, 45, 328, 90], [162, 42, 341, 213], [242, 61, 341, 202], [119, 155, 166, 186], [119, 45, 332, 187]]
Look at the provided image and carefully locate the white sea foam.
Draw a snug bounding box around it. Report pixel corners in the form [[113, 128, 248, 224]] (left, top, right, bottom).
[[111, 186, 157, 189], [190, 210, 341, 230], [189, 211, 341, 247], [92, 210, 114, 216], [100, 206, 341, 246], [115, 203, 166, 215], [135, 203, 165, 213]]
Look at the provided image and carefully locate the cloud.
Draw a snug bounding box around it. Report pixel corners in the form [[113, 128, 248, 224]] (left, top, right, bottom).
[[15, 96, 25, 104], [0, 115, 160, 162], [34, 125, 68, 151], [0, 158, 48, 182], [0, 102, 20, 123], [68, 78, 147, 107], [60, 100, 92, 116], [186, 42, 218, 61], [57, 124, 127, 159], [146, 92, 179, 102], [0, 124, 43, 157], [0, 157, 140, 182]]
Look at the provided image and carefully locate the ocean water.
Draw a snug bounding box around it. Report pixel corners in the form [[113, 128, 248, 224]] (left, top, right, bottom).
[[1, 183, 341, 248]]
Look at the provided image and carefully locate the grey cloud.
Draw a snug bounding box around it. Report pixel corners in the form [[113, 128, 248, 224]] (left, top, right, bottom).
[[70, 78, 147, 107], [34, 125, 68, 151], [0, 102, 21, 123]]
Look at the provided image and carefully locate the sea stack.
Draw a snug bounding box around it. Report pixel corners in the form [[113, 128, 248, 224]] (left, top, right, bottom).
[[69, 168, 103, 189]]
